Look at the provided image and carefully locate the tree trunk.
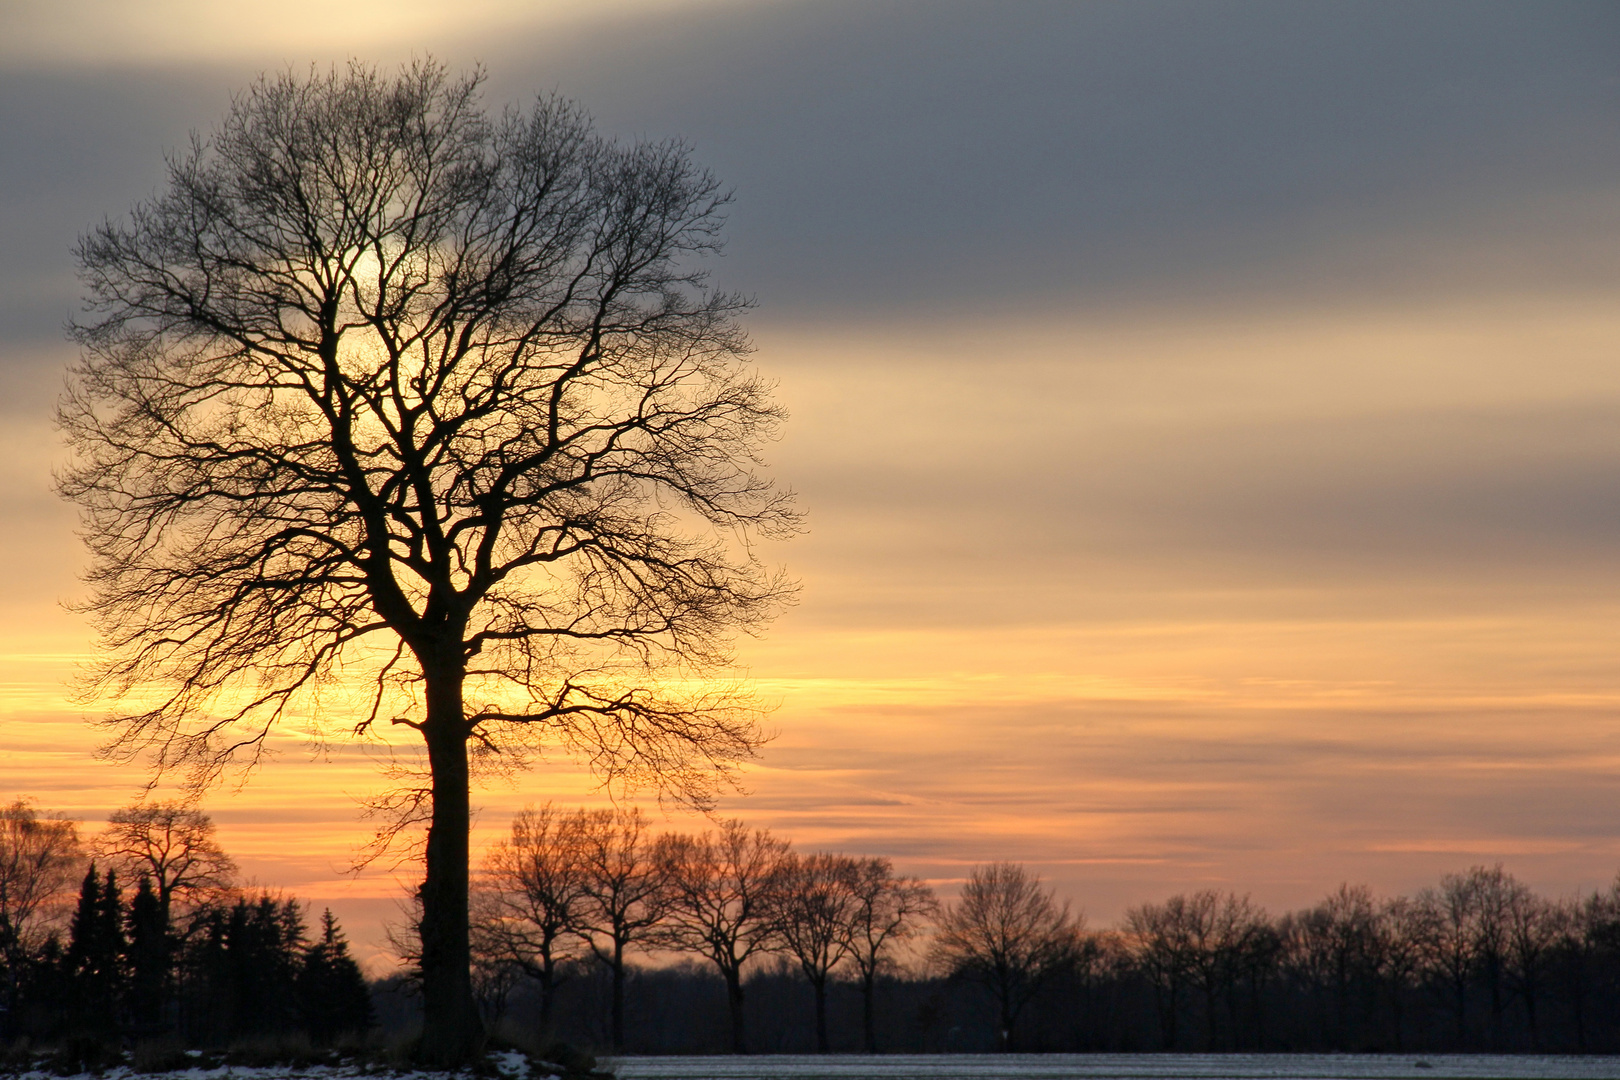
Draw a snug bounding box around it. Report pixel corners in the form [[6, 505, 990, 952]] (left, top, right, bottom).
[[997, 974, 1015, 1053], [812, 974, 829, 1052], [861, 970, 877, 1053], [1452, 977, 1466, 1048], [1388, 977, 1405, 1052], [1572, 979, 1588, 1053], [1487, 964, 1503, 1051], [725, 968, 747, 1054], [417, 669, 483, 1064], [537, 962, 556, 1033], [611, 939, 627, 1050]]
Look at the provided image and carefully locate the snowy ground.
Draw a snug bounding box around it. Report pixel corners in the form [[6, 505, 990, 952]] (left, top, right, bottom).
[[0, 1050, 564, 1080], [605, 1054, 1620, 1080], [15, 1053, 1620, 1080]]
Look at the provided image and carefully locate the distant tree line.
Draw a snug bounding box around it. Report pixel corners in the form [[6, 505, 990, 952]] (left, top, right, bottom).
[[419, 805, 1620, 1055], [0, 800, 371, 1047], [20, 792, 1620, 1057]]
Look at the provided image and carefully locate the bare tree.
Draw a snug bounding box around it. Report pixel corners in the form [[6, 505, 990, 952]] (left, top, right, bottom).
[[658, 820, 789, 1053], [1550, 885, 1619, 1052], [774, 852, 859, 1053], [476, 804, 590, 1032], [1126, 895, 1197, 1049], [0, 801, 83, 1026], [572, 805, 670, 1049], [1503, 881, 1559, 1050], [1129, 890, 1254, 1051], [1284, 884, 1383, 1047], [1417, 872, 1479, 1046], [932, 862, 1083, 1052], [61, 61, 795, 1062], [1377, 893, 1432, 1052], [0, 802, 82, 956], [846, 857, 935, 1053], [1209, 893, 1279, 1050], [1466, 864, 1523, 1050], [95, 802, 236, 926]]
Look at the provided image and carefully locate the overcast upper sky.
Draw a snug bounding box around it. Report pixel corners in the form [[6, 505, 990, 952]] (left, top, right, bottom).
[[3, 0, 1620, 965]]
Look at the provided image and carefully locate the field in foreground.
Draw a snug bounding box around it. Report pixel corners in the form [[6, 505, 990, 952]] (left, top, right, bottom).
[[605, 1054, 1620, 1080]]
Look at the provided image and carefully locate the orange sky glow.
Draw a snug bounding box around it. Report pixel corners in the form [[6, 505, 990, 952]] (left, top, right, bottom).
[[3, 2, 1620, 972]]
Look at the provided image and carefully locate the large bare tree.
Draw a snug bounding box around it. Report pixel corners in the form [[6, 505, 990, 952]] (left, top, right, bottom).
[[60, 61, 794, 1061]]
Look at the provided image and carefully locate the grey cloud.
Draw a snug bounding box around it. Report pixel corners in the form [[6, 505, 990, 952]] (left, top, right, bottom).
[[0, 67, 241, 352], [479, 0, 1620, 317], [5, 1, 1618, 362]]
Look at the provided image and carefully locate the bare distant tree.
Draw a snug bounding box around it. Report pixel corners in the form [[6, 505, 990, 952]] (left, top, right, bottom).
[[1214, 894, 1279, 1049], [658, 820, 789, 1053], [1465, 864, 1524, 1049], [95, 802, 236, 926], [774, 852, 859, 1052], [1377, 893, 1432, 1052], [476, 804, 590, 1031], [1125, 893, 1200, 1049], [933, 862, 1083, 1052], [1284, 884, 1383, 1046], [1503, 880, 1560, 1050], [845, 856, 935, 1052], [0, 802, 82, 954], [61, 60, 795, 1062], [1551, 884, 1620, 1052], [1129, 890, 1225, 1049], [572, 806, 670, 1049], [0, 801, 83, 1022], [1417, 872, 1478, 1045]]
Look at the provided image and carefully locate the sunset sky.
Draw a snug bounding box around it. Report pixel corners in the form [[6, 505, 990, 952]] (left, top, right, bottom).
[[3, 0, 1620, 970]]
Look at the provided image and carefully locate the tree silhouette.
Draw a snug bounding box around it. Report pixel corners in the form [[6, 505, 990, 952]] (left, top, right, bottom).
[[934, 862, 1083, 1052], [845, 856, 935, 1053], [476, 804, 589, 1032], [571, 806, 671, 1049], [1283, 884, 1383, 1049], [62, 60, 794, 1062], [659, 821, 789, 1053], [0, 802, 82, 1029], [774, 852, 859, 1053], [125, 874, 169, 1032], [298, 909, 374, 1042], [64, 866, 125, 1034], [97, 803, 236, 927]]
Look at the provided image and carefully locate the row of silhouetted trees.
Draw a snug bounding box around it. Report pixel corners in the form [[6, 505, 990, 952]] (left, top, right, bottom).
[[20, 794, 1620, 1055], [440, 805, 1620, 1055], [0, 800, 372, 1046]]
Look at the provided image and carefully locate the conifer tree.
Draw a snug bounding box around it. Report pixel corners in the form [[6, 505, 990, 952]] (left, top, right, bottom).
[[125, 874, 169, 1032], [299, 910, 374, 1042], [65, 866, 126, 1034], [225, 896, 306, 1038], [177, 903, 230, 1042]]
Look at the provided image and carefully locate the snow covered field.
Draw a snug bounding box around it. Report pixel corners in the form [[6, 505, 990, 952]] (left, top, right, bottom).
[[12, 1053, 1620, 1080], [606, 1054, 1620, 1080]]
